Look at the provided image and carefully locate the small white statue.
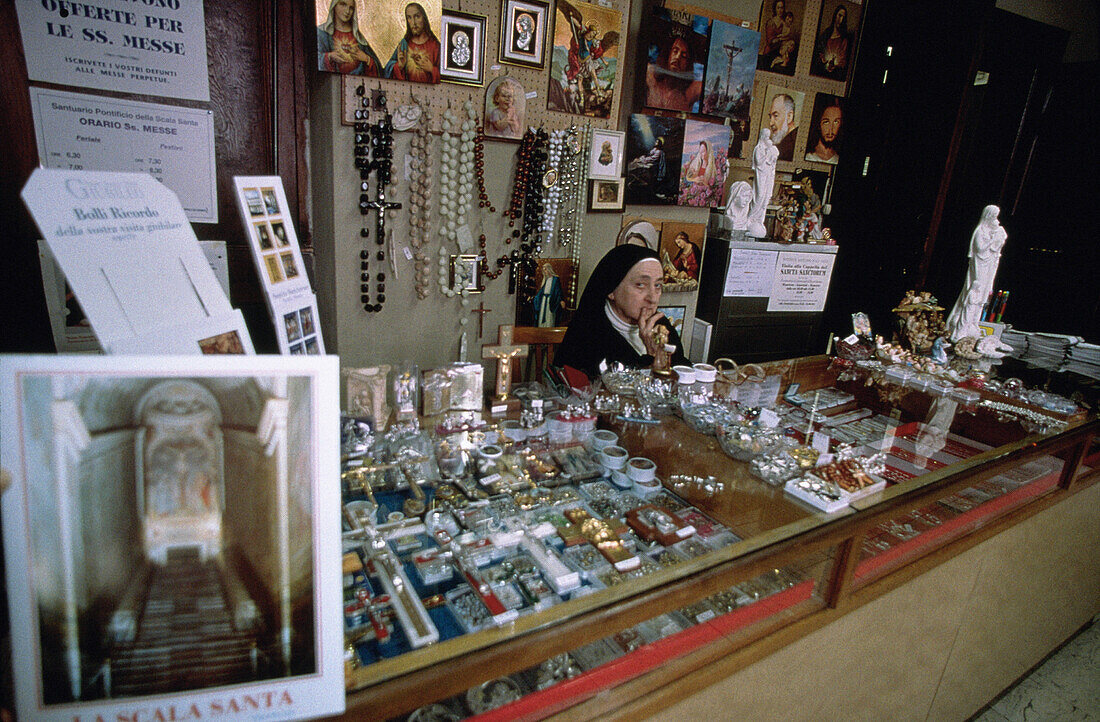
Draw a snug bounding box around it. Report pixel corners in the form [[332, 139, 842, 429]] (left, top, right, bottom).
[[747, 128, 778, 239], [724, 180, 754, 231], [946, 205, 1007, 342]]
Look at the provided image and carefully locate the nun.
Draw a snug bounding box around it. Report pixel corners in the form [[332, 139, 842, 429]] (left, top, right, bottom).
[[555, 244, 689, 383]]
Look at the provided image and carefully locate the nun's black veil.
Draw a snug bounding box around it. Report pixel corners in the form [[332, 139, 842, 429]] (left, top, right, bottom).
[[554, 244, 664, 377], [572, 244, 661, 321]]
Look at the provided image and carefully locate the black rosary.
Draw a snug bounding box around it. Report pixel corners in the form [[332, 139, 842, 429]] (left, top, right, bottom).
[[498, 128, 548, 299], [355, 85, 401, 313]]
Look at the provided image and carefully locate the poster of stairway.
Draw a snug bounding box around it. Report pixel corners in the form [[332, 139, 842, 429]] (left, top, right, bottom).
[[0, 354, 344, 722]]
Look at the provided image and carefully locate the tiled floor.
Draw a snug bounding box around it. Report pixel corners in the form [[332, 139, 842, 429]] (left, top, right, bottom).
[[969, 617, 1100, 721]]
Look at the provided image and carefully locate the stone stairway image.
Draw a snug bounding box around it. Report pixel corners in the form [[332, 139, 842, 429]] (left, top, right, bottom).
[[108, 548, 260, 697]]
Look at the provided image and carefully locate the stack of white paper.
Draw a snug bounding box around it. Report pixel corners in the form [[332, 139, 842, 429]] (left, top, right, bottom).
[[1002, 329, 1098, 380]]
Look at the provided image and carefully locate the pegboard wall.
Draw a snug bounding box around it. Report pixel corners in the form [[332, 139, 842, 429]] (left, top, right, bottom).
[[735, 0, 853, 176], [645, 0, 852, 186], [341, 0, 632, 133]]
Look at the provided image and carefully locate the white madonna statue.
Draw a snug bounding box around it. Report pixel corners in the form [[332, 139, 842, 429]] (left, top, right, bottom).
[[946, 205, 1007, 342], [747, 128, 778, 238]]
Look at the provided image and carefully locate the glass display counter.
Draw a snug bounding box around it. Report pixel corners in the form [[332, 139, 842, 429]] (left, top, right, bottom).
[[337, 355, 1097, 721]]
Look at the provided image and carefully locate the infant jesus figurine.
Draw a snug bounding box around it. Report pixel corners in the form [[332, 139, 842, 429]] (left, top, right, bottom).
[[651, 323, 673, 377]]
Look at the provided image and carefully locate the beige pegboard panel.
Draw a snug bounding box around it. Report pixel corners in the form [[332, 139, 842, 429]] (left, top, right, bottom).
[[732, 0, 849, 173], [342, 0, 633, 133]]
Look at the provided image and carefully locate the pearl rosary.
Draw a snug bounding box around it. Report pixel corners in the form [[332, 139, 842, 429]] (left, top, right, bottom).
[[408, 101, 433, 299], [437, 100, 480, 300]]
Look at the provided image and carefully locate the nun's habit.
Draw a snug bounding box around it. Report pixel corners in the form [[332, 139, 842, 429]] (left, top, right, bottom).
[[554, 244, 688, 381]]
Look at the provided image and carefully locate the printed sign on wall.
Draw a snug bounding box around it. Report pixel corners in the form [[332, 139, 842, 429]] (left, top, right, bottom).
[[15, 0, 210, 101]]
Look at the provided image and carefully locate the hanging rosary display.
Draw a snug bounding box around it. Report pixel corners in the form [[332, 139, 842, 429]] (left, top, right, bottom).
[[355, 86, 401, 314], [540, 126, 583, 249], [437, 100, 480, 299], [407, 101, 433, 299], [532, 124, 588, 308], [566, 125, 592, 307], [499, 127, 549, 301]]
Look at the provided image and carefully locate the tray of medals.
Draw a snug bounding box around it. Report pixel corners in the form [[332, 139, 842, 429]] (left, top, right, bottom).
[[784, 457, 887, 514], [340, 434, 739, 672]]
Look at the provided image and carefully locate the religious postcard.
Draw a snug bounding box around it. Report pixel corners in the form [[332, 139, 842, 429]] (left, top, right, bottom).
[[0, 354, 343, 722], [315, 0, 443, 83], [546, 0, 622, 119]]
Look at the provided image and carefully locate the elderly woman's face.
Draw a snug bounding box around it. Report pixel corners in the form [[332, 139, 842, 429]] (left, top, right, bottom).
[[608, 260, 662, 323]]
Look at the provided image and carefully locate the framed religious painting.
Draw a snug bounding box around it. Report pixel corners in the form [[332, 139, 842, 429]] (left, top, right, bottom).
[[546, 0, 622, 119], [531, 258, 576, 327], [804, 93, 844, 165], [659, 221, 705, 292], [701, 20, 760, 121], [761, 84, 806, 162], [756, 0, 806, 77], [314, 0, 443, 83], [643, 13, 708, 113], [588, 128, 625, 179], [624, 113, 685, 205], [678, 119, 731, 208], [809, 0, 862, 82], [657, 305, 686, 336], [588, 178, 625, 212], [500, 0, 549, 69], [440, 9, 487, 86]]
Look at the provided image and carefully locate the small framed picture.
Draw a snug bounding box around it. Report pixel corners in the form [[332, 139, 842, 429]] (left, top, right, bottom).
[[658, 305, 687, 335], [588, 129, 626, 179], [441, 10, 487, 86], [450, 254, 482, 292], [500, 0, 549, 69], [588, 178, 625, 212]]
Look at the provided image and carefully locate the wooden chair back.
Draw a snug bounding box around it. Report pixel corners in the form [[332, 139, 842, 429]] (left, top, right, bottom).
[[500, 325, 568, 385]]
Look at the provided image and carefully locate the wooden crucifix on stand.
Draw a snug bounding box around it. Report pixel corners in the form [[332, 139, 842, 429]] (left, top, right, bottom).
[[481, 336, 528, 401]]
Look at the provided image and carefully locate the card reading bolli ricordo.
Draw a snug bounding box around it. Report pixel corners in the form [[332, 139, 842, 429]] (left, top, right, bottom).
[[21, 167, 253, 354]]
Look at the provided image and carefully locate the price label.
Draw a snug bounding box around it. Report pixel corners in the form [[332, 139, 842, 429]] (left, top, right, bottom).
[[758, 408, 781, 428]]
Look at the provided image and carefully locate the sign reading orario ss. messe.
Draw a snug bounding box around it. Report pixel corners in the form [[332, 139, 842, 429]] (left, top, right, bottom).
[[15, 0, 210, 102], [30, 87, 217, 223]]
